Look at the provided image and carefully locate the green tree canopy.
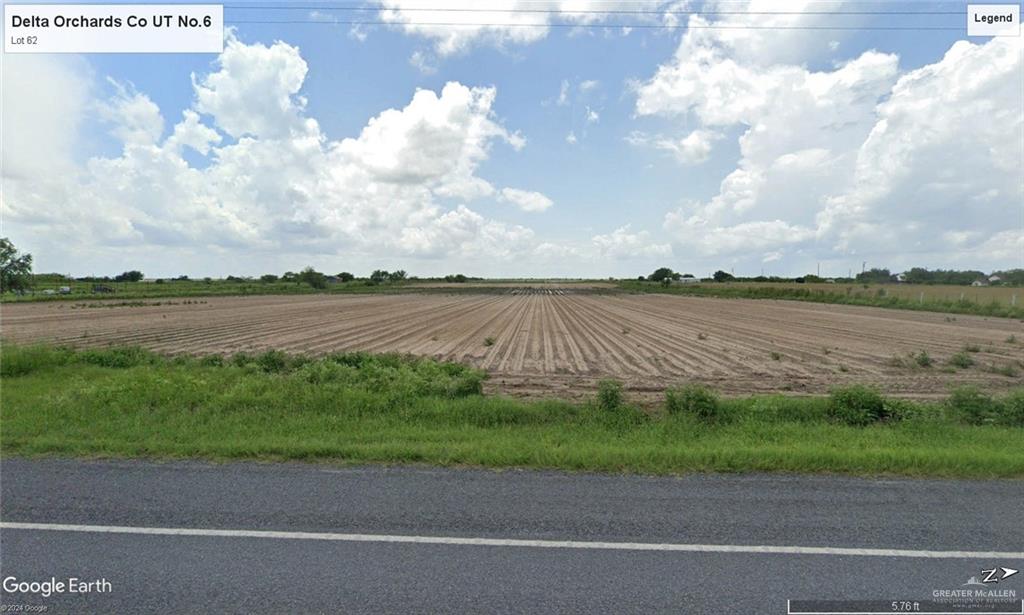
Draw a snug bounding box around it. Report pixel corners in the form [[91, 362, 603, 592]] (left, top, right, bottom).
[[114, 270, 144, 282], [0, 237, 33, 292], [297, 266, 327, 289], [649, 267, 679, 282]]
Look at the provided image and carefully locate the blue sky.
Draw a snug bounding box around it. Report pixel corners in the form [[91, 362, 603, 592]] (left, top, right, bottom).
[[2, 1, 1021, 279]]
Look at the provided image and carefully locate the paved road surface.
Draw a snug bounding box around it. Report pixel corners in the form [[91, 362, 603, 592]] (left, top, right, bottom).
[[1, 458, 1021, 613]]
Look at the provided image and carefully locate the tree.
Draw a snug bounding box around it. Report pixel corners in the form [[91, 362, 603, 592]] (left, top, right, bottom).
[[114, 270, 144, 282], [297, 266, 327, 289], [337, 272, 354, 282], [0, 237, 33, 292], [713, 270, 735, 283], [370, 269, 389, 284], [855, 268, 893, 284], [445, 274, 468, 283], [649, 267, 677, 282], [388, 270, 407, 283], [260, 274, 279, 283]]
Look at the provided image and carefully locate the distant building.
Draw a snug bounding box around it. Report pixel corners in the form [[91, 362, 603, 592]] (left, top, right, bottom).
[[971, 280, 988, 287], [988, 275, 1002, 284]]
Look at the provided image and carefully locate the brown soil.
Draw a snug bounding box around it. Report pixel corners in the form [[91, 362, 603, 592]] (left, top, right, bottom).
[[4, 292, 1022, 400]]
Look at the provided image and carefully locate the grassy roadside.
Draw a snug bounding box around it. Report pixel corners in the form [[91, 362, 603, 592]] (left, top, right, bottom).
[[620, 280, 1024, 320], [0, 280, 417, 303], [2, 344, 1022, 478]]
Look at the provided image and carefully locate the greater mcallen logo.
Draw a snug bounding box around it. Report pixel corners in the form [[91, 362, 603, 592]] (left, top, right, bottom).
[[934, 567, 1019, 603], [969, 567, 1019, 585]]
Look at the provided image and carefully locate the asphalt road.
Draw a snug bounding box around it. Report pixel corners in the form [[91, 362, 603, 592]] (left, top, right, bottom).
[[1, 458, 1021, 614]]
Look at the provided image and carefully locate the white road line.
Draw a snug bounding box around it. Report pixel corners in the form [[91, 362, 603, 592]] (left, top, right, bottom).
[[2, 522, 1021, 559]]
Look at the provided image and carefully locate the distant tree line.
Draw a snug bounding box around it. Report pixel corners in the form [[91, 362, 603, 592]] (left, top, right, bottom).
[[638, 265, 1024, 286]]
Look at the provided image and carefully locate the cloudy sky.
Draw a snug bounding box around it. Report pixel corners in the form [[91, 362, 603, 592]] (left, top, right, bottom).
[[2, 1, 1022, 279]]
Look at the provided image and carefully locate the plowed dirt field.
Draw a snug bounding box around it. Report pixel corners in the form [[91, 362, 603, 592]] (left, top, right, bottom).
[[4, 291, 1023, 399]]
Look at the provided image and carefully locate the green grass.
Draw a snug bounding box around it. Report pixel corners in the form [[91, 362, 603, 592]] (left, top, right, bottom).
[[0, 278, 416, 303], [620, 281, 1024, 319], [1, 344, 1022, 478]]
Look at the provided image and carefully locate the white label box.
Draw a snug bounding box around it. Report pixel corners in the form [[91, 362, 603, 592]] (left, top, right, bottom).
[[4, 4, 223, 53], [967, 4, 1020, 36]]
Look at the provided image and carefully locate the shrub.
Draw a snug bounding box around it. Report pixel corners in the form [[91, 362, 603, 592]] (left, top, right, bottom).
[[79, 346, 154, 369], [963, 343, 981, 353], [828, 385, 886, 426], [230, 352, 254, 367], [0, 344, 73, 377], [199, 354, 224, 367], [913, 350, 933, 368], [255, 350, 290, 373], [770, 351, 781, 361], [446, 371, 485, 398], [298, 360, 349, 385], [596, 379, 623, 412], [1006, 335, 1017, 344], [882, 398, 939, 422], [999, 390, 1024, 427], [665, 384, 721, 421], [483, 337, 496, 347], [328, 351, 372, 368], [946, 386, 996, 425], [947, 352, 974, 369]]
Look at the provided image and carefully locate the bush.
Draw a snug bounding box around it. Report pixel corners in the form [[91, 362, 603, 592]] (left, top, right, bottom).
[[78, 346, 154, 369], [946, 386, 996, 425], [828, 385, 887, 425], [665, 384, 720, 421], [913, 350, 933, 368], [0, 344, 73, 377], [446, 371, 485, 398], [882, 398, 939, 422], [231, 352, 254, 367], [999, 390, 1024, 427], [596, 379, 623, 412], [255, 350, 290, 373], [947, 352, 974, 369], [199, 354, 224, 367]]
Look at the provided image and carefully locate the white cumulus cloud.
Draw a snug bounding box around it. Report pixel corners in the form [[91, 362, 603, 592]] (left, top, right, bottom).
[[635, 0, 1022, 272], [592, 225, 673, 259], [1, 35, 545, 274], [499, 188, 554, 212]]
